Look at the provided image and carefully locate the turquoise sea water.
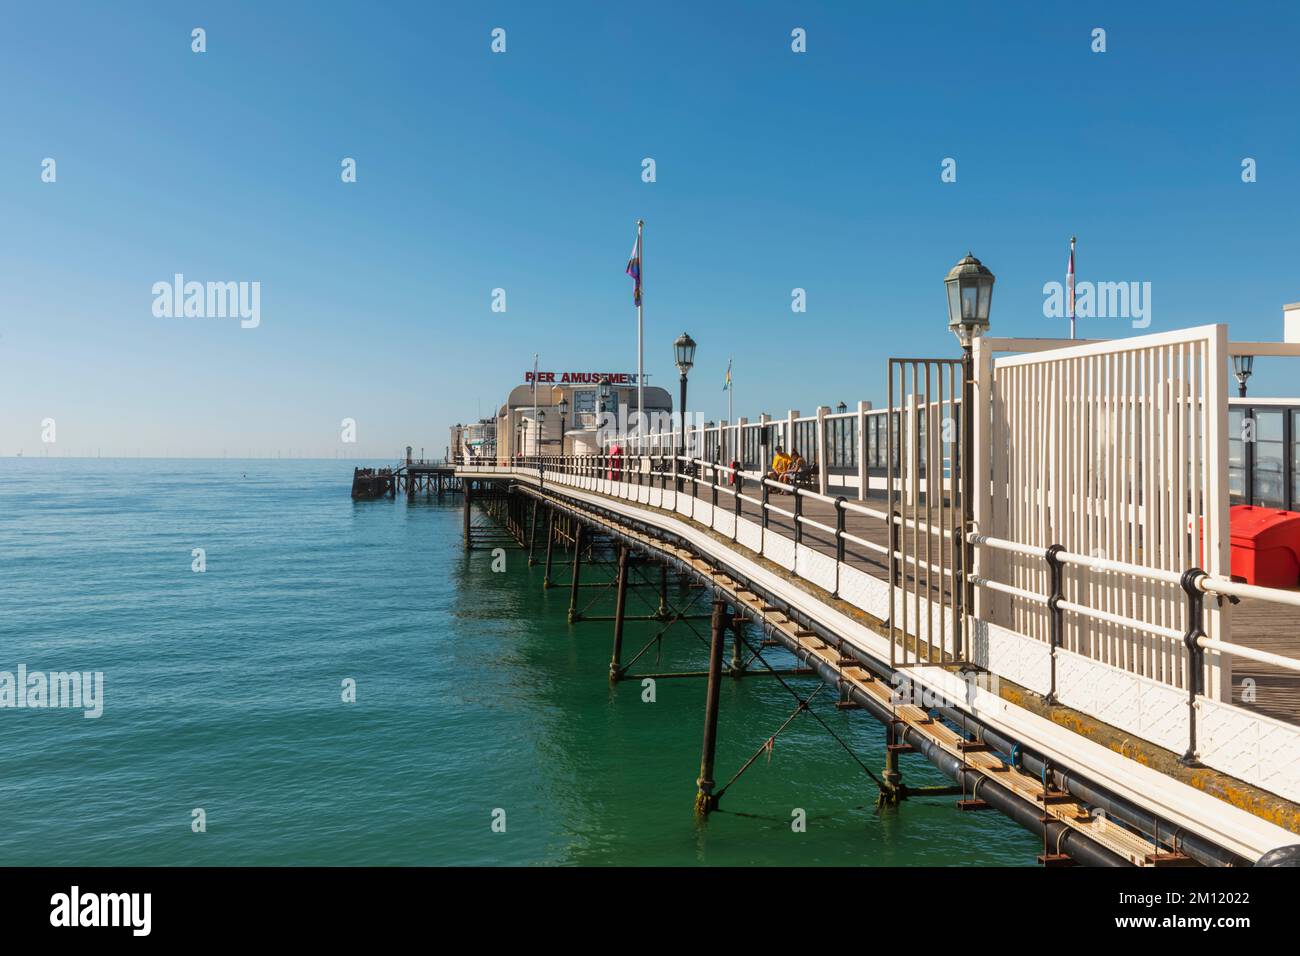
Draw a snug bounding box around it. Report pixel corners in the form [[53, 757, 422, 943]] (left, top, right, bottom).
[[0, 459, 1034, 865]]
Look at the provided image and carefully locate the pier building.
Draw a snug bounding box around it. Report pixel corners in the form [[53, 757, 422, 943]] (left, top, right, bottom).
[[486, 372, 673, 462]]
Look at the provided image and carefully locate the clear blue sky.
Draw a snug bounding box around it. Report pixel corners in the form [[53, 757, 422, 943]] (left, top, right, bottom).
[[3, 1, 1299, 458]]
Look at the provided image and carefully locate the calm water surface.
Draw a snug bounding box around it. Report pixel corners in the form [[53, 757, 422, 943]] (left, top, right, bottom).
[[0, 459, 1034, 865]]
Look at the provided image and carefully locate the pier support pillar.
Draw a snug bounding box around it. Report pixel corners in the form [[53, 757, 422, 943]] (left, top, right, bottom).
[[567, 523, 584, 623], [729, 614, 747, 675], [463, 482, 473, 550], [527, 500, 540, 566], [695, 597, 730, 817], [878, 722, 904, 807], [657, 564, 669, 619], [609, 544, 629, 681], [542, 507, 556, 588]]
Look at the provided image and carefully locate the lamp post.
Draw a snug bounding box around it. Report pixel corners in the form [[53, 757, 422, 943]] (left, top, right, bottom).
[[945, 252, 995, 353], [597, 375, 612, 459], [557, 396, 569, 458], [1233, 354, 1253, 398], [534, 409, 545, 459], [598, 374, 611, 421], [944, 252, 995, 629], [674, 332, 697, 488]]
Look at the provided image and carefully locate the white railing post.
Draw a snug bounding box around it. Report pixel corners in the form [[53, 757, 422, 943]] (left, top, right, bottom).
[[1206, 323, 1232, 702], [972, 336, 994, 622], [786, 410, 799, 458], [736, 417, 747, 473], [815, 405, 830, 495], [857, 401, 870, 501]]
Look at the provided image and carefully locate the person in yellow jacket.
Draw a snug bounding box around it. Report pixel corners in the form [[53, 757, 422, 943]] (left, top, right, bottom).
[[767, 446, 791, 483]]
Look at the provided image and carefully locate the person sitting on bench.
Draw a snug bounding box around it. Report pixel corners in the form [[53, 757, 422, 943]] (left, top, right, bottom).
[[766, 446, 791, 483], [786, 450, 811, 485]]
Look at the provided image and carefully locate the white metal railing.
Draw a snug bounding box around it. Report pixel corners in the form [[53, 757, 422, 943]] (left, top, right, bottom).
[[966, 529, 1300, 764], [580, 400, 957, 500], [976, 325, 1232, 700], [467, 450, 950, 596], [967, 531, 1300, 678]]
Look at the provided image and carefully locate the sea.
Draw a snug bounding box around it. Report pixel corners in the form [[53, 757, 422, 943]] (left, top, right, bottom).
[[0, 458, 1034, 865]]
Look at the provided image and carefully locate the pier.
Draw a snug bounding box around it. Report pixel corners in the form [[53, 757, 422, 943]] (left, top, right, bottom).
[[351, 459, 462, 500], [436, 322, 1300, 867]]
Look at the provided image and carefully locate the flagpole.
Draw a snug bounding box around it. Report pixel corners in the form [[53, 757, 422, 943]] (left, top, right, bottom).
[[1069, 235, 1077, 341], [728, 358, 733, 466], [636, 219, 644, 444], [532, 353, 539, 458]]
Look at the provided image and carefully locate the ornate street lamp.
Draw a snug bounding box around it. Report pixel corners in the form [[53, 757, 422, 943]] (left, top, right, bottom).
[[556, 395, 566, 457], [837, 401, 848, 414], [945, 252, 995, 350], [944, 253, 993, 632], [1233, 354, 1254, 398], [557, 396, 569, 456], [673, 332, 696, 484], [598, 375, 611, 418]]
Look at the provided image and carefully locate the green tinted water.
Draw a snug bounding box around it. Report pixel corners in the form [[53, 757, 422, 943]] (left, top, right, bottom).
[[0, 459, 1034, 865]]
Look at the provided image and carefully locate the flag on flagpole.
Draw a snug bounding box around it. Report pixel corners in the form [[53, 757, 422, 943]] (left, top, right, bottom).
[[626, 236, 642, 306], [722, 358, 732, 391]]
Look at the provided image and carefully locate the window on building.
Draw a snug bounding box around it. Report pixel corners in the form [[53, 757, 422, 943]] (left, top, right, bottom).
[[1228, 408, 1245, 502], [1253, 409, 1285, 509]]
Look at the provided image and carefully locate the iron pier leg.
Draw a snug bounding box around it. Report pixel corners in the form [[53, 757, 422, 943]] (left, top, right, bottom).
[[695, 597, 730, 817], [463, 481, 473, 550], [729, 613, 746, 675], [657, 563, 669, 619], [567, 522, 584, 622], [528, 499, 539, 566], [879, 721, 903, 806], [610, 544, 629, 681], [542, 507, 556, 588]]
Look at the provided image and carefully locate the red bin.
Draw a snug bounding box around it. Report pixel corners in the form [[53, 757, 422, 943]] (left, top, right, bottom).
[[1228, 504, 1300, 588]]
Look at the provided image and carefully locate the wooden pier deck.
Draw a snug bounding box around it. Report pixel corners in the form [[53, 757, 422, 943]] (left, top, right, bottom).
[[1227, 598, 1300, 723]]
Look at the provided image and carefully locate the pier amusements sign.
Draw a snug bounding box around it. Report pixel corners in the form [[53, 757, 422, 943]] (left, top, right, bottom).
[[523, 371, 644, 384]]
